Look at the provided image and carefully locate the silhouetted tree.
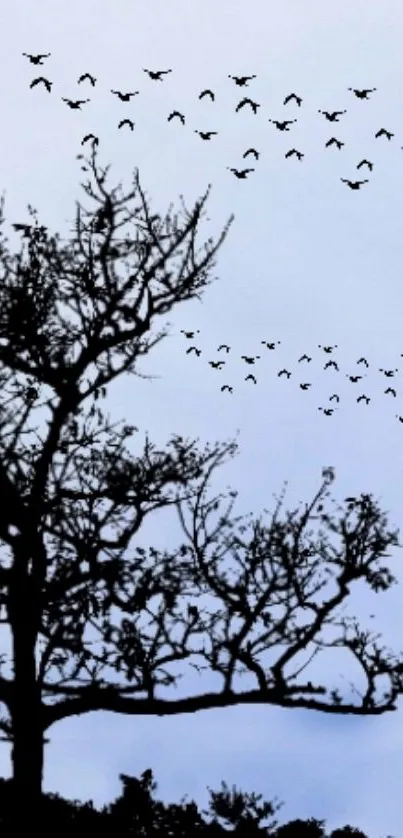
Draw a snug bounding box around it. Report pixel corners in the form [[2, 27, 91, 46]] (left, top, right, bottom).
[[0, 144, 402, 830], [0, 768, 393, 837]]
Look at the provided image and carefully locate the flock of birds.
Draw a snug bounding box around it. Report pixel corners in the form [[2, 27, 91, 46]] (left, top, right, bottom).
[[19, 53, 403, 424], [179, 330, 403, 423], [22, 52, 403, 189]]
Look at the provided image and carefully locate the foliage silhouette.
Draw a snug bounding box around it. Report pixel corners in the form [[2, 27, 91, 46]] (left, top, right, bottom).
[[0, 769, 394, 837], [0, 144, 402, 829]]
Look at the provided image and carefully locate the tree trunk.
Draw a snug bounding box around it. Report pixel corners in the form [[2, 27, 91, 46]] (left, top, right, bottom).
[[7, 553, 45, 830]]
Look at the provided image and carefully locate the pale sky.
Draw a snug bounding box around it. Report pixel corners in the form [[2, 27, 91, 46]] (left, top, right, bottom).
[[1, 1, 403, 835]]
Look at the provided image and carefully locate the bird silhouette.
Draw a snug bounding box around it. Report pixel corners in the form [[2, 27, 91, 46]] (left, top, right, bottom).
[[143, 69, 172, 80], [236, 97, 260, 114], [298, 354, 312, 362], [318, 110, 347, 122], [228, 74, 256, 87], [375, 128, 394, 140], [347, 375, 363, 383], [396, 415, 403, 422], [118, 119, 134, 130], [379, 368, 398, 377], [319, 345, 337, 353], [357, 395, 370, 404], [357, 159, 373, 171], [357, 357, 369, 367], [283, 93, 302, 106], [81, 133, 99, 146], [285, 148, 304, 160], [22, 52, 50, 65], [325, 137, 344, 149], [218, 344, 230, 352], [348, 87, 376, 99], [324, 360, 339, 371], [319, 407, 335, 416], [261, 341, 280, 349], [62, 98, 90, 109], [329, 394, 340, 403], [227, 168, 254, 179], [30, 77, 52, 92], [269, 119, 297, 131], [241, 355, 260, 364], [221, 385, 233, 393], [385, 387, 396, 397], [341, 179, 368, 190], [300, 383, 312, 390], [199, 89, 215, 101], [111, 90, 139, 101], [243, 148, 259, 160], [181, 330, 199, 339], [195, 130, 217, 140], [245, 374, 257, 383], [186, 346, 201, 356], [278, 369, 291, 378], [78, 73, 96, 86], [209, 360, 225, 369], [168, 111, 185, 124]]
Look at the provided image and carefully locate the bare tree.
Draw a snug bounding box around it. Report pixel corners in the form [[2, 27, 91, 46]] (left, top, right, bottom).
[[0, 144, 402, 829]]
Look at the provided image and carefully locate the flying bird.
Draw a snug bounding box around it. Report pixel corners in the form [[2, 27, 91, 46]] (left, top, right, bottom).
[[245, 374, 257, 384], [385, 388, 397, 397], [22, 52, 50, 65], [285, 148, 304, 160], [195, 130, 217, 140], [118, 119, 135, 130], [241, 355, 260, 364], [228, 74, 256, 86], [227, 168, 254, 179], [319, 345, 337, 353], [268, 119, 297, 131], [221, 385, 233, 392], [348, 87, 376, 99], [143, 69, 172, 80], [261, 341, 281, 349], [243, 148, 259, 160], [356, 159, 373, 171], [341, 178, 368, 190], [375, 128, 394, 139], [209, 361, 225, 369], [278, 369, 291, 379], [62, 98, 90, 109], [78, 73, 96, 86], [168, 111, 185, 124], [357, 357, 369, 367], [325, 137, 344, 149], [300, 383, 311, 390], [236, 97, 260, 114], [298, 354, 312, 363], [111, 90, 139, 101], [81, 133, 99, 146], [218, 344, 230, 352], [283, 93, 302, 106], [199, 89, 215, 101], [357, 395, 370, 404], [30, 77, 52, 92], [186, 346, 201, 356], [324, 360, 339, 371], [318, 407, 335, 416], [181, 330, 200, 339], [318, 110, 347, 122]]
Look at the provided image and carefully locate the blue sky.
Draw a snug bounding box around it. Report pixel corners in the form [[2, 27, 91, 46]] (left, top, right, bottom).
[[1, 0, 403, 835]]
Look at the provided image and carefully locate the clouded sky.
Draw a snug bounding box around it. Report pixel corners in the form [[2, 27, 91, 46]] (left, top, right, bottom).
[[1, 1, 403, 835]]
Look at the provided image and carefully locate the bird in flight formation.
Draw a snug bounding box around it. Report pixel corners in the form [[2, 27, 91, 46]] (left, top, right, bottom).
[[22, 55, 403, 187], [180, 332, 403, 423]]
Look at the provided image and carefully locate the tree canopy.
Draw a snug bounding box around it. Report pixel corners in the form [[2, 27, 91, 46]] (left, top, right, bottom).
[[0, 143, 402, 828]]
